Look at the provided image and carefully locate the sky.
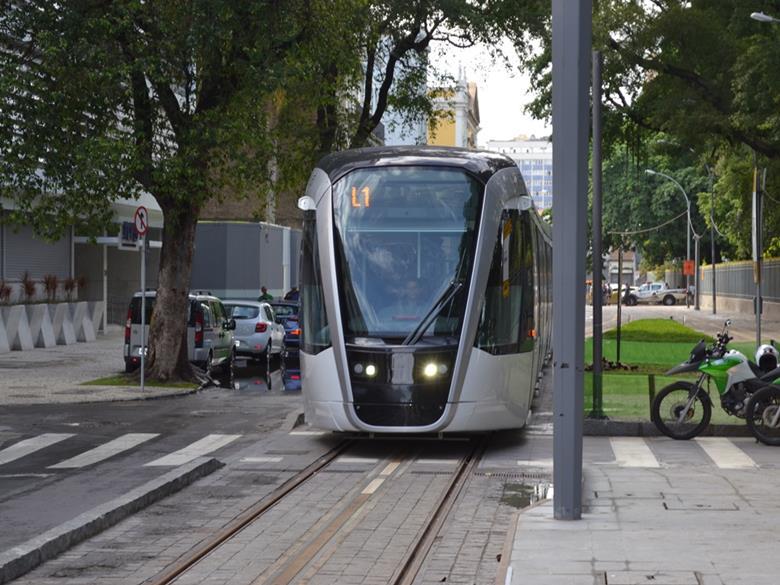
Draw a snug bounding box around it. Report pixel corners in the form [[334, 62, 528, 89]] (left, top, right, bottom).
[[430, 40, 552, 146]]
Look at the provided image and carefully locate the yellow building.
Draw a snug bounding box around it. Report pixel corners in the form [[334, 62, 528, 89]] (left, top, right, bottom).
[[427, 76, 480, 149]]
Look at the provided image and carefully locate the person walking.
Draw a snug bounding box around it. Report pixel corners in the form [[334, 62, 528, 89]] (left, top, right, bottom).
[[258, 286, 273, 301], [284, 286, 299, 301]]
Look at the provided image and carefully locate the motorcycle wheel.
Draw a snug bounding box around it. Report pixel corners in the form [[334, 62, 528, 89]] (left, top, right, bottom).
[[745, 386, 780, 446], [651, 382, 712, 440]]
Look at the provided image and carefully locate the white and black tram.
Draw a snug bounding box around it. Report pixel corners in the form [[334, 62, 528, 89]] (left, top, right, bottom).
[[297, 147, 551, 433]]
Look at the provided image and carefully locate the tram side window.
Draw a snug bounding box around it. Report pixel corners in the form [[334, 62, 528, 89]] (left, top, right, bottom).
[[475, 210, 535, 355], [300, 210, 331, 354]]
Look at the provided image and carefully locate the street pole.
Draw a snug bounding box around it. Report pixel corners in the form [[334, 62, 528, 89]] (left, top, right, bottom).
[[686, 210, 691, 308], [753, 167, 764, 348], [140, 234, 146, 392], [551, 0, 590, 521], [589, 49, 605, 419], [694, 235, 701, 310], [616, 246, 622, 365], [710, 170, 716, 314]]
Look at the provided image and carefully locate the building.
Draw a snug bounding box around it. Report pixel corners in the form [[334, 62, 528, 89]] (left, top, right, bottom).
[[485, 137, 553, 210], [427, 74, 480, 149]]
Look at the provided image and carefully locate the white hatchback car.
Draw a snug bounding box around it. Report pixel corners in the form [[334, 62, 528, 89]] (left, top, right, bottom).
[[223, 300, 285, 361]]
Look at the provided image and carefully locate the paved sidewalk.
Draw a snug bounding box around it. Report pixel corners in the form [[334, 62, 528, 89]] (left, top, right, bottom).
[[509, 462, 778, 585], [587, 304, 780, 342], [0, 326, 195, 405]]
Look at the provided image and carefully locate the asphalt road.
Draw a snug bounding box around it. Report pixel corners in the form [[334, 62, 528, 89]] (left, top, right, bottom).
[[0, 359, 302, 553]]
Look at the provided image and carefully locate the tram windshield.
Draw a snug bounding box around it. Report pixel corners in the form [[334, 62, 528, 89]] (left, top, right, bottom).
[[333, 166, 481, 343]]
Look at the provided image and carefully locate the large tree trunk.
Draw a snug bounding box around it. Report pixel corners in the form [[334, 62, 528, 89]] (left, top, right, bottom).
[[146, 200, 200, 382]]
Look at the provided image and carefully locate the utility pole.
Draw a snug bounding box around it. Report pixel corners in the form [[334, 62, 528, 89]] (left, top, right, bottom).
[[753, 167, 764, 348], [694, 235, 701, 310], [710, 169, 716, 314], [551, 0, 590, 521], [616, 246, 622, 365], [589, 49, 605, 419]]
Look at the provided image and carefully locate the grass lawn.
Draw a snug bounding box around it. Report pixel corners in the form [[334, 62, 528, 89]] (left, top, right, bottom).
[[82, 375, 197, 389], [585, 318, 759, 423]]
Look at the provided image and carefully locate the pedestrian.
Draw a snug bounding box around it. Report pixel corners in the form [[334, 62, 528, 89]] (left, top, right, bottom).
[[257, 286, 273, 301], [602, 282, 610, 305], [284, 286, 300, 301]]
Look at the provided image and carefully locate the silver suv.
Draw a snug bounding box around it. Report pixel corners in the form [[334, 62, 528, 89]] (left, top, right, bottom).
[[124, 291, 236, 374]]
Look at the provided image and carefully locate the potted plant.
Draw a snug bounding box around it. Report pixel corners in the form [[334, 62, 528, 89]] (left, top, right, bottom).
[[43, 274, 59, 302], [20, 271, 37, 303], [63, 277, 76, 301]]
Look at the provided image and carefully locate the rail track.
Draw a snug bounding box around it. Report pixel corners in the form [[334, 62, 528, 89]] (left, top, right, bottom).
[[144, 435, 489, 585]]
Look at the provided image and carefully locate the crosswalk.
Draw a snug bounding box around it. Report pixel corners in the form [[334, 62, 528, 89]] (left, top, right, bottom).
[[0, 432, 243, 472], [0, 432, 776, 475]]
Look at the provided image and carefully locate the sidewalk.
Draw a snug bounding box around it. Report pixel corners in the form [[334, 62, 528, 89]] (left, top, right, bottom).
[[587, 303, 780, 342], [0, 326, 196, 405]]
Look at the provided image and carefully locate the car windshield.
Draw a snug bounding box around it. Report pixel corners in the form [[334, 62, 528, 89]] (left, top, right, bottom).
[[332, 166, 482, 342], [227, 305, 260, 319], [130, 297, 155, 324], [271, 304, 298, 318]]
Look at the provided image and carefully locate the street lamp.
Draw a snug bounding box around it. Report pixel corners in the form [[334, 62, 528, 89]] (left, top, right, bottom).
[[751, 11, 780, 23], [645, 169, 703, 309]]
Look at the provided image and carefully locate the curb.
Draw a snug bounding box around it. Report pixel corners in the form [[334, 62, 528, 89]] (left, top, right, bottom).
[[283, 410, 306, 431], [583, 419, 753, 437], [0, 457, 224, 584], [0, 385, 202, 408]]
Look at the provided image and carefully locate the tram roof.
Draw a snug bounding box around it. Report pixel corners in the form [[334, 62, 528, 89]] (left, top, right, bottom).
[[316, 146, 517, 183]]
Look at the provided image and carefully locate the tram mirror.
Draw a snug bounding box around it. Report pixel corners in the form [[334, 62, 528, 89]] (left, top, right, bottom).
[[518, 195, 533, 210], [297, 195, 316, 211]]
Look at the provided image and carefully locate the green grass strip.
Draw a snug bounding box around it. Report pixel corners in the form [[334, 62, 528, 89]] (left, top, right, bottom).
[[82, 375, 197, 389], [603, 318, 713, 343]]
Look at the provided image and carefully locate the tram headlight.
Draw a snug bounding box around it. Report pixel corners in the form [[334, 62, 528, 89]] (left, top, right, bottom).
[[365, 364, 377, 377]]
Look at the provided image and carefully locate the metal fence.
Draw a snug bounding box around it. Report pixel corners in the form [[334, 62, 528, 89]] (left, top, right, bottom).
[[700, 258, 780, 302]]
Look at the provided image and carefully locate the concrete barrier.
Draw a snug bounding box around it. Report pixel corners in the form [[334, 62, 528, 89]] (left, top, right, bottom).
[[0, 311, 9, 354], [89, 301, 105, 334], [71, 301, 95, 342], [25, 304, 57, 349], [51, 303, 76, 345], [1, 306, 34, 351]]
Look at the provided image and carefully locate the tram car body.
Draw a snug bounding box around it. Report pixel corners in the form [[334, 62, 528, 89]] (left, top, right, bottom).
[[298, 147, 551, 433]]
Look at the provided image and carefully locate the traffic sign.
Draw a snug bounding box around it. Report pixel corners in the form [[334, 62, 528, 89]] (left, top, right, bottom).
[[134, 206, 149, 236], [683, 259, 695, 276]]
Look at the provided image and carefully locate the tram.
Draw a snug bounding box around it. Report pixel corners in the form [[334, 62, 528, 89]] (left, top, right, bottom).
[[297, 147, 551, 433]]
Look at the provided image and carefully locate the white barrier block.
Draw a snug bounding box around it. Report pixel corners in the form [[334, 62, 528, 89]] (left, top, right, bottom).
[[52, 303, 76, 346], [26, 304, 57, 348], [2, 305, 34, 351], [89, 301, 105, 335], [0, 310, 10, 353], [71, 302, 95, 343]]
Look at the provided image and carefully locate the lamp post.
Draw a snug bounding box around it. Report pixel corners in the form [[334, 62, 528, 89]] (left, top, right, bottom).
[[645, 169, 702, 308], [751, 11, 780, 23]]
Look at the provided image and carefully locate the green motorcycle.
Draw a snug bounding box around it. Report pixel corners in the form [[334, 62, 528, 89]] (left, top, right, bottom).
[[651, 321, 778, 440]]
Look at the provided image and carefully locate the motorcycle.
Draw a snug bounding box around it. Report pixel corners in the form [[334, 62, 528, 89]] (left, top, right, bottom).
[[744, 378, 780, 446], [650, 320, 780, 440]]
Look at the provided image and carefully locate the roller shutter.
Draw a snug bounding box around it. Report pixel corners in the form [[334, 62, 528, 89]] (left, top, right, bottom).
[[4, 225, 71, 279]]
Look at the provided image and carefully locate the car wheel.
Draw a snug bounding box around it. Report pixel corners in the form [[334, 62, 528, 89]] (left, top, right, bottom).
[[206, 351, 216, 375], [663, 295, 676, 306]]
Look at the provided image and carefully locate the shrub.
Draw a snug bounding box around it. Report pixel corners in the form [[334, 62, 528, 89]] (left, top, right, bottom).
[[0, 281, 11, 304], [76, 275, 87, 295], [43, 274, 59, 302], [63, 277, 76, 301], [20, 271, 36, 302]]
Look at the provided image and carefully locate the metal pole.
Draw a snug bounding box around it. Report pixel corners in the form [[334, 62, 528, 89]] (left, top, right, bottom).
[[694, 236, 700, 310], [754, 167, 764, 348], [589, 50, 605, 419], [686, 212, 691, 308], [102, 242, 108, 334], [551, 0, 590, 521], [710, 170, 716, 314], [616, 246, 622, 365], [140, 236, 146, 392]]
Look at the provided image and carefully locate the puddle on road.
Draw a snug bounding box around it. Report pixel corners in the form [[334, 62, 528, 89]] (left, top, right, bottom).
[[500, 482, 551, 509]]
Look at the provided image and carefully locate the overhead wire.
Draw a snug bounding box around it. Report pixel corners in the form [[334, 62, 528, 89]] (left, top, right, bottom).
[[608, 210, 687, 236]]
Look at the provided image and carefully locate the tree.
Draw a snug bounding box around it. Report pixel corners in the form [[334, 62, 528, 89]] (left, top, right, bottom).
[[0, 1, 335, 381]]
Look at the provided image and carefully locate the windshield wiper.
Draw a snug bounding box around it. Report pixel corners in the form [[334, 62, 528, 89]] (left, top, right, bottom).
[[402, 280, 463, 346]]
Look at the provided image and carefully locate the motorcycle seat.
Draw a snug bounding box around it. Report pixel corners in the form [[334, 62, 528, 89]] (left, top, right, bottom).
[[760, 366, 780, 382], [749, 361, 764, 377]]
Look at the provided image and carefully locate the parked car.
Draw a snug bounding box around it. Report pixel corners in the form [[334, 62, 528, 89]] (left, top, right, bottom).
[[269, 301, 301, 350], [623, 282, 689, 306], [281, 350, 302, 391], [222, 300, 285, 362], [124, 291, 236, 375]]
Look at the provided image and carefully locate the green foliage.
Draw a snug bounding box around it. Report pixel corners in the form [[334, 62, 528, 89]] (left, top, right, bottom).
[[602, 318, 713, 343]]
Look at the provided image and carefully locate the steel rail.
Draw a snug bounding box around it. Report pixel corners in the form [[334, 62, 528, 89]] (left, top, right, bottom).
[[143, 438, 355, 585], [390, 434, 490, 585]]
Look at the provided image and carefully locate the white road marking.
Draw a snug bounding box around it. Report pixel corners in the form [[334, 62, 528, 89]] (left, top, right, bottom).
[[609, 437, 660, 468], [240, 456, 283, 463], [380, 461, 401, 476], [415, 458, 459, 465], [48, 434, 159, 469], [0, 473, 54, 478], [362, 478, 385, 495], [144, 434, 241, 467], [289, 431, 327, 436], [517, 458, 553, 467], [695, 437, 757, 469], [0, 434, 75, 466], [335, 457, 379, 464]]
